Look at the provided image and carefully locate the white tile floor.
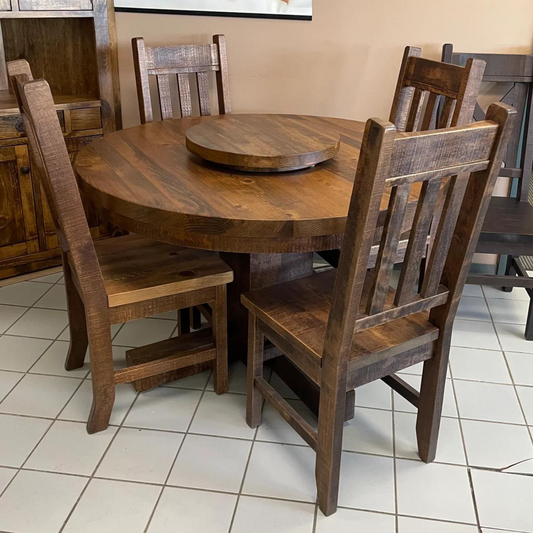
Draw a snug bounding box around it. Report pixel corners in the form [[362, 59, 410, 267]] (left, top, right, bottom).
[[0, 272, 532, 533]]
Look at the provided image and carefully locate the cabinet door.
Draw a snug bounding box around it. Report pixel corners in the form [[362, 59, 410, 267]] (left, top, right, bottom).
[[18, 0, 92, 10], [0, 0, 12, 11], [0, 145, 39, 261]]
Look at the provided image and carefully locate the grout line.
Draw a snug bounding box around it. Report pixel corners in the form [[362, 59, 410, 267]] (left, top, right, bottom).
[[391, 388, 400, 533], [449, 359, 483, 531], [0, 276, 85, 500], [58, 373, 145, 533], [311, 502, 319, 533], [228, 370, 273, 533], [484, 292, 533, 451], [142, 368, 213, 533]]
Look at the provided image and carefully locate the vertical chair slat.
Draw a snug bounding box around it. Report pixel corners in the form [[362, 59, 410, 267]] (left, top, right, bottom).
[[156, 74, 173, 120], [177, 73, 193, 118], [197, 71, 211, 116], [367, 183, 411, 315], [406, 88, 425, 132], [437, 97, 457, 129], [420, 92, 440, 131], [395, 177, 443, 306], [421, 175, 470, 298]]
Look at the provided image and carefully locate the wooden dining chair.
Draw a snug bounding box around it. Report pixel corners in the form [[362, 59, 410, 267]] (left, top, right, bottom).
[[443, 43, 533, 339], [132, 34, 231, 124], [8, 60, 232, 434], [243, 103, 515, 516], [318, 46, 486, 269], [132, 34, 231, 331]]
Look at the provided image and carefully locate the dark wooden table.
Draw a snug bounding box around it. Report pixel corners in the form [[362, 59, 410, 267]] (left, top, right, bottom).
[[75, 114, 419, 416]]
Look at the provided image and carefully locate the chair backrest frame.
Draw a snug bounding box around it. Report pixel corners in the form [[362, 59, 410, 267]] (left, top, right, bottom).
[[391, 46, 486, 132], [322, 103, 515, 378], [8, 61, 108, 311], [132, 34, 231, 124], [442, 43, 533, 202]]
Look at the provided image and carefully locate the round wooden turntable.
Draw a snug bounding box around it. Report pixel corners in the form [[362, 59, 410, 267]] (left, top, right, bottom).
[[185, 114, 341, 172]]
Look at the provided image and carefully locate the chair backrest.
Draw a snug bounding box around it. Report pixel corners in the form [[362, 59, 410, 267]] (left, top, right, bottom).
[[443, 43, 533, 202], [8, 61, 107, 310], [323, 103, 515, 370], [132, 34, 231, 124], [390, 46, 486, 132]]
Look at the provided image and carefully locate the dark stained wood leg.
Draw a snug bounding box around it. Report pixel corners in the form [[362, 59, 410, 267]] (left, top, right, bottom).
[[178, 308, 191, 335], [247, 313, 265, 428], [525, 296, 533, 340], [316, 368, 346, 516], [213, 286, 229, 394], [86, 315, 115, 434], [415, 336, 451, 463], [62, 255, 89, 371], [501, 255, 514, 292], [191, 307, 202, 330]]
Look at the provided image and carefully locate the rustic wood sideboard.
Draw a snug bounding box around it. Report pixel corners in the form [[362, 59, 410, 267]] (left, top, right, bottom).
[[0, 0, 120, 279]]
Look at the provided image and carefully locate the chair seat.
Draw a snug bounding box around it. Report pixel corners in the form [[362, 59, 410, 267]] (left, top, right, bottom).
[[242, 269, 439, 367], [480, 196, 533, 240], [91, 234, 233, 307]]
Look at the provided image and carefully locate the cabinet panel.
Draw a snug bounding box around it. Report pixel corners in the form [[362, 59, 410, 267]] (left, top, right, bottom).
[[70, 107, 102, 132], [0, 145, 38, 260], [0, 0, 12, 11], [18, 0, 93, 10]]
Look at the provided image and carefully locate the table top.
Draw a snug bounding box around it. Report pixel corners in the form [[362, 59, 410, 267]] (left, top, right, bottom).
[[185, 114, 340, 172], [75, 114, 417, 254]]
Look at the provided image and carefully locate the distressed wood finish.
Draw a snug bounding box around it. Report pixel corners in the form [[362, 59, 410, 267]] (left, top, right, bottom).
[[318, 46, 485, 269], [444, 44, 533, 339], [242, 104, 515, 515], [0, 0, 120, 280], [186, 114, 341, 172], [76, 115, 425, 254], [132, 34, 231, 124], [74, 113, 418, 418], [12, 72, 232, 434], [391, 46, 484, 131]]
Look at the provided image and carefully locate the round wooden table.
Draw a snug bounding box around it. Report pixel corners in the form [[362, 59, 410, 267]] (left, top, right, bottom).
[[76, 114, 366, 255], [75, 114, 411, 416]]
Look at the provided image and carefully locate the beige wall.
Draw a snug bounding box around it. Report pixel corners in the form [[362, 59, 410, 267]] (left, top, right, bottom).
[[116, 0, 533, 128], [115, 0, 533, 265]]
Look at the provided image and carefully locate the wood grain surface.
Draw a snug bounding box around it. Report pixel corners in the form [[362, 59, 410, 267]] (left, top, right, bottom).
[[185, 114, 340, 172], [75, 114, 421, 254]]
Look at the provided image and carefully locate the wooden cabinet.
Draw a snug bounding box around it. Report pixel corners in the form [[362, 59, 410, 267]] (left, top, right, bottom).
[[18, 0, 93, 10], [0, 0, 120, 279], [0, 144, 38, 260]]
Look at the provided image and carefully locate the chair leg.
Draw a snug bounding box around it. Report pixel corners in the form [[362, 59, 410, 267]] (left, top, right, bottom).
[[191, 307, 202, 330], [246, 314, 265, 428], [178, 308, 191, 335], [501, 255, 514, 293], [416, 338, 451, 463], [525, 296, 533, 340], [62, 256, 88, 371], [86, 314, 116, 434], [316, 371, 346, 516], [213, 286, 229, 394]]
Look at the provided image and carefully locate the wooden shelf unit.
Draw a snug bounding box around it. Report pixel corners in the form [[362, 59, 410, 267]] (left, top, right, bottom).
[[0, 0, 120, 279]]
